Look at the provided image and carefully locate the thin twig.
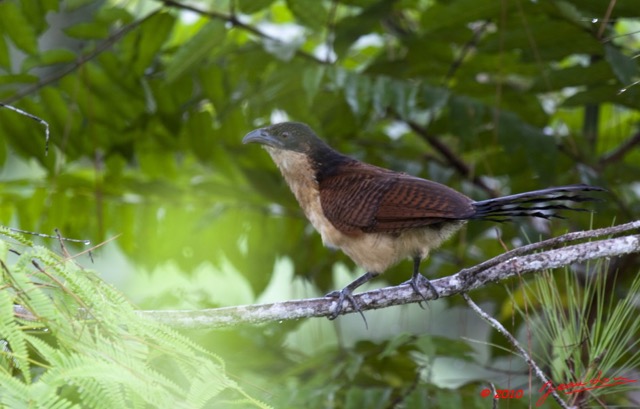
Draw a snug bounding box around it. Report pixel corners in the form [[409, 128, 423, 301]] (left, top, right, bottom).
[[443, 20, 491, 84], [406, 120, 499, 196], [462, 293, 572, 409], [1, 11, 160, 105], [598, 131, 640, 166], [597, 0, 617, 40], [159, 0, 325, 64], [0, 103, 50, 154]]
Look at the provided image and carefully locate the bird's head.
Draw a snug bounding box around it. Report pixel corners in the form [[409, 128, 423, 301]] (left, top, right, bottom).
[[242, 122, 328, 154]]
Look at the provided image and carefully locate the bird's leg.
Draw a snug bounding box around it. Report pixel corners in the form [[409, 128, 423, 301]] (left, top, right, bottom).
[[325, 271, 376, 323], [406, 256, 439, 303]]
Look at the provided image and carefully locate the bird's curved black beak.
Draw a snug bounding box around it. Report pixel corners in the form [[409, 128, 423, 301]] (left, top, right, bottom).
[[243, 128, 282, 148]]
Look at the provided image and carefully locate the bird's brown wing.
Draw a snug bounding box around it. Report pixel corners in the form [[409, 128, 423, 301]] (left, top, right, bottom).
[[319, 165, 475, 234]]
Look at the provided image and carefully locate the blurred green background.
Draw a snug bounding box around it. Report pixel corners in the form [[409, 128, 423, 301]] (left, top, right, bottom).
[[1, 0, 639, 407]]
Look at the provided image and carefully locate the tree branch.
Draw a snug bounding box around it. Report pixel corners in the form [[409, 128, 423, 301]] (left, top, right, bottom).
[[598, 131, 640, 166], [1, 11, 160, 105], [158, 0, 325, 64], [13, 221, 640, 329], [138, 221, 640, 329], [406, 120, 500, 197]]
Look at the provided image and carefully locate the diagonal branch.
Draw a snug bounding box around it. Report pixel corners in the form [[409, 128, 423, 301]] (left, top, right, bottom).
[[406, 120, 499, 196], [137, 222, 639, 329], [13, 221, 640, 329], [463, 293, 572, 409], [1, 10, 161, 105], [158, 0, 326, 64], [598, 131, 640, 166]]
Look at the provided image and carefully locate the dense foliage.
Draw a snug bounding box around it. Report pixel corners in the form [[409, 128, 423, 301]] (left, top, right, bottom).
[[0, 0, 638, 407]]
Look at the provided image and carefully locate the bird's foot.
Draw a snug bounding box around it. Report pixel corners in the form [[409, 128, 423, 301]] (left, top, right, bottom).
[[325, 288, 368, 328], [403, 273, 439, 306]]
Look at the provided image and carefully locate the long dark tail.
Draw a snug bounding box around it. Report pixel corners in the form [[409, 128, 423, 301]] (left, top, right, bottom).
[[471, 184, 605, 222]]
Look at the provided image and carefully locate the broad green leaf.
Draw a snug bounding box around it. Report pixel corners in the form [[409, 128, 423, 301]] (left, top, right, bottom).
[[333, 2, 391, 57], [65, 0, 95, 11], [183, 109, 216, 161], [0, 36, 9, 69], [344, 72, 371, 117], [0, 2, 38, 55], [123, 12, 175, 75], [21, 49, 77, 72], [302, 66, 326, 104], [165, 20, 226, 83], [96, 6, 134, 25], [372, 75, 392, 116], [0, 73, 39, 85], [421, 84, 450, 112], [237, 0, 276, 14], [421, 0, 501, 33], [448, 95, 485, 140], [286, 0, 328, 30], [483, 17, 602, 62], [604, 44, 639, 86], [497, 111, 555, 178], [64, 21, 110, 39], [530, 61, 614, 92], [21, 0, 59, 33], [563, 0, 639, 18], [564, 85, 640, 110]]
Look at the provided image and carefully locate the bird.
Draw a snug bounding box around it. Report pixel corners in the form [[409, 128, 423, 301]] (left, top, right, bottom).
[[243, 121, 603, 320]]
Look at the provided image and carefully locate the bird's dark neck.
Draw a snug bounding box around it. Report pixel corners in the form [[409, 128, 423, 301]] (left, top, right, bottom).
[[309, 145, 356, 183]]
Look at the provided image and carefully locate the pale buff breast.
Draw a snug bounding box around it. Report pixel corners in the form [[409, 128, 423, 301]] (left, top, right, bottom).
[[265, 148, 347, 249]]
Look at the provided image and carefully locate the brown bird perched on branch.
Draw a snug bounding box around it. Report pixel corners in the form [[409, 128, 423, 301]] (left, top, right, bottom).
[[243, 122, 603, 320]]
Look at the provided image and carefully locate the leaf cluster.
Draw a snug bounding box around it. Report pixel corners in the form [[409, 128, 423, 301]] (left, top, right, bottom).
[[0, 228, 267, 409]]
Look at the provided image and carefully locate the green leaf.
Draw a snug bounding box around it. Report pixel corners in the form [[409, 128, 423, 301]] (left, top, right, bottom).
[[530, 61, 614, 92], [604, 44, 639, 86], [96, 6, 134, 25], [344, 72, 371, 117], [0, 36, 10, 69], [165, 20, 226, 83], [421, 0, 501, 33], [123, 12, 175, 75], [483, 17, 602, 62], [21, 49, 77, 72], [0, 2, 38, 55], [302, 66, 326, 104], [21, 0, 59, 33], [372, 75, 392, 116], [237, 0, 276, 14], [286, 0, 328, 30], [64, 21, 110, 39], [0, 74, 39, 85], [448, 95, 485, 139]]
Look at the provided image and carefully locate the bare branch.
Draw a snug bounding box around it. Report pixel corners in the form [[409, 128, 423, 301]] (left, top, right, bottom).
[[13, 221, 640, 329], [406, 120, 499, 197], [159, 0, 326, 64], [598, 131, 640, 166], [463, 294, 573, 409], [136, 222, 639, 329]]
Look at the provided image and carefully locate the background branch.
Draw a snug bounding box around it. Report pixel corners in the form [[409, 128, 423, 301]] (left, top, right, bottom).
[[462, 293, 572, 409]]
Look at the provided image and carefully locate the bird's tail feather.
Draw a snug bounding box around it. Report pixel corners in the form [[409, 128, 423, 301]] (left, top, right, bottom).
[[471, 184, 605, 222]]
